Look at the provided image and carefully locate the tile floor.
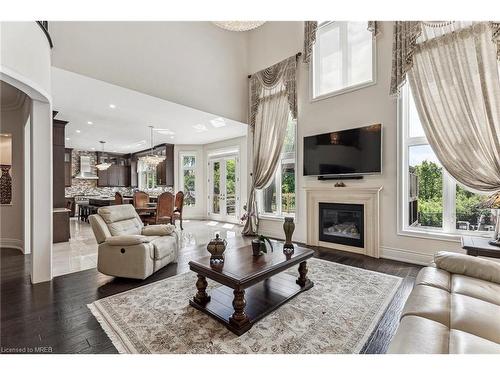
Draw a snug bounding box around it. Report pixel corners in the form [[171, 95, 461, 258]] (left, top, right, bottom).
[[52, 218, 242, 276]]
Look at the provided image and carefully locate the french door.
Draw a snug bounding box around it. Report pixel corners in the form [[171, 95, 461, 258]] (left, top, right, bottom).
[[208, 154, 239, 222]]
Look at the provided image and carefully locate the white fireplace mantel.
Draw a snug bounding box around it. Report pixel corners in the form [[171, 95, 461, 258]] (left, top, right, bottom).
[[304, 186, 383, 258]]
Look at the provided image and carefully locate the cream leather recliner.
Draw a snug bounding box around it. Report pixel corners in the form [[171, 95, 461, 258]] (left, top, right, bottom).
[[89, 204, 179, 279], [388, 251, 500, 354]]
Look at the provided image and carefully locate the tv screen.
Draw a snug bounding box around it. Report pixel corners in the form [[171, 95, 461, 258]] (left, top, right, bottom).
[[303, 124, 382, 177]]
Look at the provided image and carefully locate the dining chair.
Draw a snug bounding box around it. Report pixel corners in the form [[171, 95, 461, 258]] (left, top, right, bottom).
[[133, 191, 152, 223], [154, 192, 175, 225], [173, 191, 185, 230], [114, 191, 124, 205], [133, 191, 149, 208]]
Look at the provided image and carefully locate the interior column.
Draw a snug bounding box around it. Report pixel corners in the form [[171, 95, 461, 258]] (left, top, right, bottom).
[[30, 99, 53, 283]]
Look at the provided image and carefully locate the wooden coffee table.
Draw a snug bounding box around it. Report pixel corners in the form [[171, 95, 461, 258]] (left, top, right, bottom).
[[188, 244, 314, 336]]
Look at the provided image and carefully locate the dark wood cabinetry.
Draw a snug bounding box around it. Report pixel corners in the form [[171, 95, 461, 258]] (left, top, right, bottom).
[[52, 117, 68, 209], [52, 112, 70, 243], [155, 144, 174, 186], [97, 154, 131, 187], [64, 148, 72, 187], [94, 144, 173, 188]]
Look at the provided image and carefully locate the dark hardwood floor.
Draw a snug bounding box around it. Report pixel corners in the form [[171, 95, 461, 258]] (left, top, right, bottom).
[[0, 238, 421, 354]]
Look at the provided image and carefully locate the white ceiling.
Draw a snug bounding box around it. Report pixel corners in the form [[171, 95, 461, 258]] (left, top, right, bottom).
[[50, 22, 249, 123], [52, 67, 248, 153]]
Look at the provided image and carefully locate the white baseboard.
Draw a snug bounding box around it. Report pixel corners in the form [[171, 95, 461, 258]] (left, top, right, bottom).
[[0, 238, 24, 253], [380, 246, 434, 266]]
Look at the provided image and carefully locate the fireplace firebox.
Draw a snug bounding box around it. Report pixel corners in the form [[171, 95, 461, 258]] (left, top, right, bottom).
[[319, 203, 364, 248]]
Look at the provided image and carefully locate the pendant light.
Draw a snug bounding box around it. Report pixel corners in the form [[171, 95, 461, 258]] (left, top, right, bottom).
[[139, 126, 165, 167], [95, 141, 112, 171]]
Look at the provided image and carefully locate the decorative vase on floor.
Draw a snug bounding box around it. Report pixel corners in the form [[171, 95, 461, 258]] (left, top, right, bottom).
[[283, 217, 295, 252], [0, 165, 12, 205]]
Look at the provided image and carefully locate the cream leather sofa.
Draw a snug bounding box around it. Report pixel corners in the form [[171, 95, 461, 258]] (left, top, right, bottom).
[[89, 204, 179, 279], [388, 251, 500, 354]]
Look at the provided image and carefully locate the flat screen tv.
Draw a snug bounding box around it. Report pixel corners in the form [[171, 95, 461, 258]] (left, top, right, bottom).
[[303, 124, 382, 177]]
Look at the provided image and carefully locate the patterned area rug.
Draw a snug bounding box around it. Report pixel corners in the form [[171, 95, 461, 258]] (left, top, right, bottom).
[[88, 258, 401, 354]]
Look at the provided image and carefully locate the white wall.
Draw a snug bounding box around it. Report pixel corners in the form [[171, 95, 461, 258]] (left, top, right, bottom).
[[49, 22, 249, 123], [247, 21, 462, 265], [0, 22, 52, 99], [175, 135, 248, 222], [0, 94, 30, 252], [1, 21, 53, 283]]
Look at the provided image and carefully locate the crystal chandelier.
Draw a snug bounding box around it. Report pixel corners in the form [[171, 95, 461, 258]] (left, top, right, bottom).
[[139, 126, 165, 168], [95, 141, 112, 171], [212, 21, 265, 32]]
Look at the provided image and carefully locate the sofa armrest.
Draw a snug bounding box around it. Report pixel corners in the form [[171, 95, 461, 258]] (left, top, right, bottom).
[[142, 224, 175, 236], [105, 235, 151, 246], [434, 251, 500, 284]]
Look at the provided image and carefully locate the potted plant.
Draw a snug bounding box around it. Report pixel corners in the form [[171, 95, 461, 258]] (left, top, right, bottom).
[[251, 235, 273, 256]]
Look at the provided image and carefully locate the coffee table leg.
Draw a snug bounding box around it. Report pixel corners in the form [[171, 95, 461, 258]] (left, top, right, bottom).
[[296, 261, 310, 287], [194, 274, 210, 305], [229, 287, 250, 328]]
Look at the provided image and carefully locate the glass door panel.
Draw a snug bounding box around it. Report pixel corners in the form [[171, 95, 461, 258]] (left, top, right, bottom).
[[212, 160, 221, 215], [225, 157, 236, 218], [208, 155, 239, 221]]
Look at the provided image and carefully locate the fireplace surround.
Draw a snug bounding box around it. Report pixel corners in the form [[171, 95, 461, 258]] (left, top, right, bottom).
[[305, 186, 382, 257]]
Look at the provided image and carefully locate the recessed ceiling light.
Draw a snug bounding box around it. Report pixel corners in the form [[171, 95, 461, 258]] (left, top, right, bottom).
[[87, 121, 93, 125], [157, 129, 175, 135], [76, 129, 81, 133], [109, 104, 116, 109], [193, 124, 208, 132], [66, 137, 70, 140], [113, 150, 117, 152], [210, 117, 227, 128], [91, 147, 95, 150], [170, 136, 174, 139]]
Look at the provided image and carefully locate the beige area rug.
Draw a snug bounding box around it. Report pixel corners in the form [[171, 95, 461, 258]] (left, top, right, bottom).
[[88, 258, 401, 354]]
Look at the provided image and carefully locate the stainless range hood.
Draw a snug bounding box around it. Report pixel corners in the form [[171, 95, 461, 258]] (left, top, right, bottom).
[[74, 155, 99, 180]]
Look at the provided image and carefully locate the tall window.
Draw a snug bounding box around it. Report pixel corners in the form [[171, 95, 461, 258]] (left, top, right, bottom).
[[401, 84, 492, 235], [180, 154, 196, 207], [312, 21, 375, 100], [138, 160, 157, 190], [258, 115, 296, 217]]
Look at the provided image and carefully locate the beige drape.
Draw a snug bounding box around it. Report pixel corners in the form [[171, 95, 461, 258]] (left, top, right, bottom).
[[243, 56, 298, 235], [409, 23, 500, 192], [303, 21, 318, 64]]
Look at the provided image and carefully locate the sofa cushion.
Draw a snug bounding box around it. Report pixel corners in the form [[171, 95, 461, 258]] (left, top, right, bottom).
[[387, 316, 449, 354], [450, 294, 500, 344], [97, 204, 143, 236], [150, 235, 177, 260], [105, 235, 152, 246], [415, 266, 451, 292], [451, 274, 500, 305], [449, 330, 500, 354], [142, 224, 175, 236], [401, 284, 451, 326], [434, 251, 500, 284], [98, 204, 141, 223], [107, 219, 143, 237], [89, 214, 112, 244]]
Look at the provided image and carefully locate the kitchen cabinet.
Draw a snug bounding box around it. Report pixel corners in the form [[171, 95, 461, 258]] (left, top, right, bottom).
[[64, 148, 72, 187], [156, 144, 174, 186], [97, 168, 109, 187], [53, 117, 68, 209], [97, 155, 131, 187]]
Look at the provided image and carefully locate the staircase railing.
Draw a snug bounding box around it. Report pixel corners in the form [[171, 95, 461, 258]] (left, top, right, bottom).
[[36, 21, 53, 48]]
